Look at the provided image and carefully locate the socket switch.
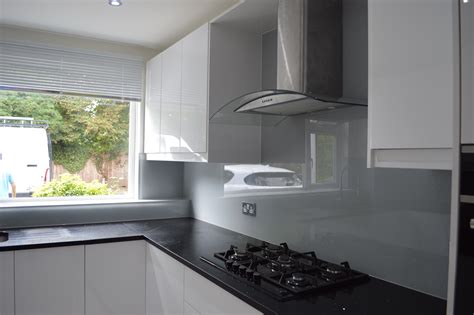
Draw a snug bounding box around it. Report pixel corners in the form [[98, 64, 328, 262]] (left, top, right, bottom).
[[242, 202, 256, 217]]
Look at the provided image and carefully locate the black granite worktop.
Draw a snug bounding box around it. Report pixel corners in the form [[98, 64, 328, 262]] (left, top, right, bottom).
[[0, 218, 446, 315]]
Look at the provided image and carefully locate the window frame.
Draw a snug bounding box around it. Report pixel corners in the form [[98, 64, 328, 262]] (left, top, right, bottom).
[[305, 119, 346, 191], [0, 95, 142, 207]]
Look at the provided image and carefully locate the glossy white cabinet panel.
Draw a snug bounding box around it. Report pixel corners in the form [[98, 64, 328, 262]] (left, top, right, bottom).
[[183, 302, 200, 315], [180, 103, 207, 154], [160, 42, 183, 153], [145, 55, 163, 153], [146, 243, 184, 315], [184, 267, 262, 315], [368, 0, 455, 169], [85, 241, 146, 315], [145, 3, 264, 163], [15, 246, 85, 315], [181, 23, 209, 154], [461, 0, 474, 144], [0, 251, 14, 315]]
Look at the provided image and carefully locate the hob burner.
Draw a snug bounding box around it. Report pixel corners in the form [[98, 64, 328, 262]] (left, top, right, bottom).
[[230, 249, 250, 261], [286, 273, 312, 288]]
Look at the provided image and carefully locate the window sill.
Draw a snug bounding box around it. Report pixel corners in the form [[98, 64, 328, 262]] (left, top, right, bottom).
[[0, 197, 177, 209]]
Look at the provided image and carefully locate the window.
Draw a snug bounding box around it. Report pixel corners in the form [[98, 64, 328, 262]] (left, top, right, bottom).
[[306, 119, 343, 189], [310, 133, 337, 185], [0, 43, 144, 201], [0, 91, 137, 199]]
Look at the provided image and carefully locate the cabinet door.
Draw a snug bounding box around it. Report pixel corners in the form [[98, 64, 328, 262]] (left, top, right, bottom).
[[85, 241, 146, 315], [181, 23, 209, 154], [368, 0, 454, 169], [0, 251, 14, 315], [146, 243, 184, 315], [160, 42, 183, 153], [462, 0, 474, 144], [183, 302, 200, 315], [184, 267, 262, 315], [15, 246, 85, 315], [145, 55, 163, 153]]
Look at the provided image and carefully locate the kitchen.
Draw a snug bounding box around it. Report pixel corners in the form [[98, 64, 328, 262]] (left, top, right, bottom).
[[0, 0, 469, 314]]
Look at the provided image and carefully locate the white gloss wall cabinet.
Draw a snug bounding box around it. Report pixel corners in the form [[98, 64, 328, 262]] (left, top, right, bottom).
[[146, 243, 184, 315], [85, 241, 146, 315], [144, 54, 163, 153], [144, 1, 266, 163], [145, 24, 208, 160], [461, 0, 474, 144], [15, 246, 85, 315], [180, 23, 209, 155], [160, 40, 184, 153], [184, 267, 262, 315], [0, 251, 14, 315], [368, 0, 456, 169]]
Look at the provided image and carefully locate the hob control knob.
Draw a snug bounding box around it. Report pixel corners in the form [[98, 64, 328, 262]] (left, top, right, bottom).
[[239, 265, 247, 277], [246, 268, 254, 280], [232, 262, 240, 274], [253, 272, 261, 285], [225, 260, 233, 271]]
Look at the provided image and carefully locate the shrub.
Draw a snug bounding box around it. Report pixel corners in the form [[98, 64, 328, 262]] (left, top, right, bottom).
[[33, 174, 111, 197]]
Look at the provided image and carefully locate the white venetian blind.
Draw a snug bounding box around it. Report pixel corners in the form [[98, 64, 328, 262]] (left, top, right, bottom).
[[0, 42, 144, 101]]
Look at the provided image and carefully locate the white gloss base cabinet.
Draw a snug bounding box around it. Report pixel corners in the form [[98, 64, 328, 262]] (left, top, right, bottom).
[[0, 251, 14, 315], [15, 246, 85, 315], [1, 241, 261, 315], [146, 243, 184, 315], [368, 0, 456, 170], [85, 241, 146, 315], [184, 267, 262, 315], [146, 243, 261, 315]]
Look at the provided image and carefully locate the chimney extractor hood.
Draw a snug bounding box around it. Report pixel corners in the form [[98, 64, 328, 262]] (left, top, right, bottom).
[[212, 0, 368, 120]]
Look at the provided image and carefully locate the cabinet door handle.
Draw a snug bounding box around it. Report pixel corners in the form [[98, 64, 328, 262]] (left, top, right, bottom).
[[470, 219, 474, 230]]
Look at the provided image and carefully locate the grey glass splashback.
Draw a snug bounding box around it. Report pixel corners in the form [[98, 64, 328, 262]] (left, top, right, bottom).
[[184, 107, 451, 299]]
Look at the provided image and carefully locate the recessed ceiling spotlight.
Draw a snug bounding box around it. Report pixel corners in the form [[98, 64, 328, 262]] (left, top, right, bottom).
[[109, 0, 122, 6]]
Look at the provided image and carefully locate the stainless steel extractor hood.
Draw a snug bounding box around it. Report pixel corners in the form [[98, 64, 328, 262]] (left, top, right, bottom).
[[214, 0, 368, 119]]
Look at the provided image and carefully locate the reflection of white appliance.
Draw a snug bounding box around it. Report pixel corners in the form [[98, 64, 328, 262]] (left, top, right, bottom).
[[0, 117, 51, 196]]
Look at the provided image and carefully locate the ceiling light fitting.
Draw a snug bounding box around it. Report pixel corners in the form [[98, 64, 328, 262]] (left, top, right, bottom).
[[109, 0, 122, 7]]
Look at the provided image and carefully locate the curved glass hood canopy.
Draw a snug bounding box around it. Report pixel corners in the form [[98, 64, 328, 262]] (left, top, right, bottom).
[[209, 89, 367, 126], [210, 0, 368, 126], [232, 90, 366, 116]]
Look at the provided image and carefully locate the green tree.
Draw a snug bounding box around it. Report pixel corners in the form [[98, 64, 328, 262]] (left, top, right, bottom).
[[0, 91, 129, 180]]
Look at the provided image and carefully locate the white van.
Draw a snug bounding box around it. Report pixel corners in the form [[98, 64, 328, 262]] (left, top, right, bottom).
[[0, 117, 52, 197]]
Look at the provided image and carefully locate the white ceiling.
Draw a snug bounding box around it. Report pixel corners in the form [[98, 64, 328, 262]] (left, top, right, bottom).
[[0, 0, 239, 50]]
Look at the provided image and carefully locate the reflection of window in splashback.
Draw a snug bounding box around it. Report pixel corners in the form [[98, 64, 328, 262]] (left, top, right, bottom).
[[224, 118, 353, 195], [223, 164, 303, 194]]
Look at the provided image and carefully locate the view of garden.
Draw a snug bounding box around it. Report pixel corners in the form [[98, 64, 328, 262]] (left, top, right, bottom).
[[0, 90, 130, 197]]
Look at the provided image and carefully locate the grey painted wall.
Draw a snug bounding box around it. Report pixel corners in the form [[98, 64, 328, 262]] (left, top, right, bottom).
[[184, 107, 451, 299], [139, 160, 184, 199]]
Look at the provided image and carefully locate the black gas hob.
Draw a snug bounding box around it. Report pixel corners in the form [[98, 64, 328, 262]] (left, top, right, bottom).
[[201, 242, 369, 301]]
